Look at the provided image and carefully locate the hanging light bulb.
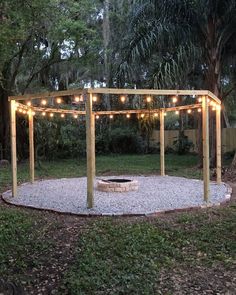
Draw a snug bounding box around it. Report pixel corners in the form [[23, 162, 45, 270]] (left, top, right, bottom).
[[61, 113, 65, 118], [198, 108, 202, 113], [93, 95, 97, 102], [172, 96, 178, 103], [50, 113, 54, 117], [42, 111, 46, 116], [109, 114, 113, 119], [19, 109, 23, 113], [41, 99, 47, 106], [141, 113, 145, 118], [74, 114, 78, 119], [154, 113, 158, 117], [175, 110, 179, 115], [32, 111, 36, 116], [164, 112, 167, 116], [120, 95, 126, 103], [126, 114, 130, 119], [74, 96, 80, 102], [198, 97, 202, 103], [23, 110, 27, 114], [56, 97, 62, 104], [27, 101, 31, 106], [146, 96, 152, 103], [187, 109, 192, 114], [96, 115, 100, 120], [212, 106, 216, 111]]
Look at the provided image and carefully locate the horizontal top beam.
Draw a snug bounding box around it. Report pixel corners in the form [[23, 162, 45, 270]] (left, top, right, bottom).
[[9, 88, 221, 105]]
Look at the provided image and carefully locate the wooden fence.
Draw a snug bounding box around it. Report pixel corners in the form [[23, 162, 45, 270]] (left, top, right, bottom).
[[151, 128, 236, 153]]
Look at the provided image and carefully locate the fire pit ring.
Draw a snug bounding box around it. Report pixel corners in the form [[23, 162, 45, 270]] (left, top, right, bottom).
[[97, 178, 139, 193]]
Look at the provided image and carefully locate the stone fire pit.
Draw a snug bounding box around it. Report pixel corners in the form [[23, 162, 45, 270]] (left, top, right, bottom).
[[97, 179, 139, 192]]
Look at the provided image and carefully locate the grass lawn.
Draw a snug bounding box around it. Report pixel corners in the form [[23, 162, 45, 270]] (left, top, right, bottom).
[[0, 154, 235, 294], [0, 154, 200, 190]]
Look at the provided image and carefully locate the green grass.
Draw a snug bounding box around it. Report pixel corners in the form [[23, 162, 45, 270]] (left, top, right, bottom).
[[64, 207, 236, 295], [0, 154, 200, 190], [0, 209, 54, 283]]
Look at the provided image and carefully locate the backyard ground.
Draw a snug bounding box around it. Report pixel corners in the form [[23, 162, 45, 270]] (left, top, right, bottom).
[[0, 154, 235, 294]]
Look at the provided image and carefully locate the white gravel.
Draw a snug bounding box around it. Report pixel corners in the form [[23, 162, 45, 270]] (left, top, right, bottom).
[[2, 176, 230, 215]]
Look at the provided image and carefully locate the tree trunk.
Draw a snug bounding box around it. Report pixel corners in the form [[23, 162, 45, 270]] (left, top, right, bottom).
[[231, 151, 236, 170], [0, 85, 10, 159]]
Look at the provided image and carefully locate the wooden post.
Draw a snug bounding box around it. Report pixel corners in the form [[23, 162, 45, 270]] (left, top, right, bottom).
[[216, 105, 222, 184], [160, 109, 165, 176], [28, 109, 35, 183], [202, 96, 210, 202], [10, 100, 17, 197], [86, 93, 95, 208]]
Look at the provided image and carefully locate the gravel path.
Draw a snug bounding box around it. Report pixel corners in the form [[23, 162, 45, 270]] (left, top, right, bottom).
[[2, 176, 230, 215]]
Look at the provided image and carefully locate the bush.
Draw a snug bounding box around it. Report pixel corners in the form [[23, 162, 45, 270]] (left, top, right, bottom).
[[173, 131, 194, 155]]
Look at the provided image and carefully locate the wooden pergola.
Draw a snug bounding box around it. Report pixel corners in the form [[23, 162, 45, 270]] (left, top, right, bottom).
[[9, 88, 222, 208]]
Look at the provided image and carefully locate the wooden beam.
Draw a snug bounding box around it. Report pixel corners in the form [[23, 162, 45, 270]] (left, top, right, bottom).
[[86, 93, 95, 208], [28, 110, 34, 183], [216, 106, 222, 184], [202, 96, 210, 202], [88, 88, 210, 97], [160, 109, 165, 176], [9, 89, 87, 101], [208, 91, 221, 105], [10, 100, 17, 197]]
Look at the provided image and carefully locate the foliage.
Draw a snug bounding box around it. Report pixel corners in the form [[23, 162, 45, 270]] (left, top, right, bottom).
[[173, 131, 194, 155]]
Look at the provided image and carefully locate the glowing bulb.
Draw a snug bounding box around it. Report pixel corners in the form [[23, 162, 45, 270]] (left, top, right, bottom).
[[141, 114, 145, 118], [32, 111, 36, 116], [41, 99, 47, 106], [42, 112, 46, 116], [23, 110, 27, 114], [175, 110, 179, 115], [50, 113, 54, 117], [74, 96, 80, 102], [93, 96, 97, 102], [74, 114, 78, 119], [212, 106, 216, 111], [96, 115, 100, 120], [164, 112, 167, 116], [61, 113, 65, 118], [198, 97, 202, 103], [187, 109, 192, 114], [120, 95, 126, 103], [126, 114, 130, 119], [27, 101, 31, 106], [154, 113, 158, 117], [109, 114, 113, 119], [56, 97, 62, 104], [172, 96, 178, 103], [198, 108, 202, 113], [19, 109, 23, 113], [80, 95, 84, 102], [146, 96, 152, 103]]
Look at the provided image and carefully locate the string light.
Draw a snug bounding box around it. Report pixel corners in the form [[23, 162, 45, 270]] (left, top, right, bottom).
[[109, 114, 113, 119], [41, 99, 47, 106], [198, 97, 202, 103], [172, 96, 178, 103], [42, 112, 46, 116], [96, 115, 100, 120], [126, 114, 130, 119], [146, 96, 152, 103], [74, 96, 80, 102], [164, 112, 167, 116], [19, 109, 23, 113], [74, 114, 78, 119], [212, 106, 216, 111], [175, 110, 179, 115], [187, 109, 192, 114], [56, 97, 62, 104], [120, 95, 126, 103], [198, 108, 202, 113], [93, 96, 97, 102], [154, 113, 158, 117], [32, 111, 36, 116], [141, 114, 145, 118], [27, 101, 31, 106], [50, 113, 54, 117], [61, 113, 65, 118]]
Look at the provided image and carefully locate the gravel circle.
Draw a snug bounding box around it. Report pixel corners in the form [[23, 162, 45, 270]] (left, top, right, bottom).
[[2, 176, 230, 215]]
